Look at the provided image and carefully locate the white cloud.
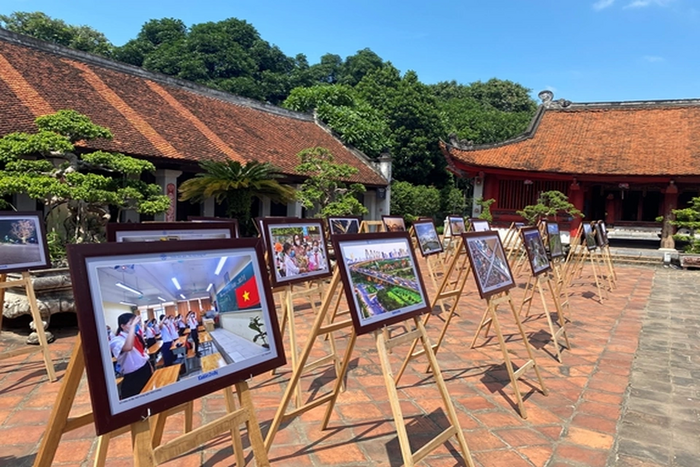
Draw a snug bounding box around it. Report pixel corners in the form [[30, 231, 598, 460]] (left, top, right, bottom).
[[593, 0, 616, 10], [625, 0, 673, 8], [643, 55, 665, 62]]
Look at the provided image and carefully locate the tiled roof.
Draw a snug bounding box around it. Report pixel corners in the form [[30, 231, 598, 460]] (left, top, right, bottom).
[[0, 29, 387, 186], [442, 100, 700, 176]]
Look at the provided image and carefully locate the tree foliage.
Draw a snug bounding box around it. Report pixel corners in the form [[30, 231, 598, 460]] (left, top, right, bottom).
[[294, 147, 367, 217], [282, 85, 391, 158], [0, 11, 113, 56], [178, 160, 295, 235], [0, 110, 170, 259], [390, 181, 441, 223], [668, 196, 700, 253], [517, 190, 582, 225]]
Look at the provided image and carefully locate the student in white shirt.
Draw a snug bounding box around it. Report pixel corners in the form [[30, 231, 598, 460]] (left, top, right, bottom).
[[159, 314, 176, 367], [177, 315, 186, 336], [110, 313, 153, 399], [144, 320, 157, 348], [186, 311, 201, 357]]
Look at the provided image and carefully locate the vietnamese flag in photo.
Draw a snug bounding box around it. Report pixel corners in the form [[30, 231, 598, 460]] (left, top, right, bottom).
[[235, 275, 260, 309]]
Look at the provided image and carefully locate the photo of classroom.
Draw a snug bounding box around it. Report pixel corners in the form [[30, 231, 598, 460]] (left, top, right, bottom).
[[97, 253, 272, 401]]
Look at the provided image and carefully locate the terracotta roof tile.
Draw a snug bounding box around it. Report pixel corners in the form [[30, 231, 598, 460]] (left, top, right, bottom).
[[443, 104, 700, 176], [0, 31, 387, 186]]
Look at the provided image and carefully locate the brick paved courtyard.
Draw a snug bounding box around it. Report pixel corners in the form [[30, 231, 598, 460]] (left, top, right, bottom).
[[0, 263, 697, 466]]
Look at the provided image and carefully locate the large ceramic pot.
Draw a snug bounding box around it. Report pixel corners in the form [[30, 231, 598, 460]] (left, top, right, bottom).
[[2, 267, 74, 343]]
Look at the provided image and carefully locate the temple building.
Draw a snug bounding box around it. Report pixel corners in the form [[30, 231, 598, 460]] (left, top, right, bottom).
[[441, 90, 700, 248], [0, 29, 390, 222]]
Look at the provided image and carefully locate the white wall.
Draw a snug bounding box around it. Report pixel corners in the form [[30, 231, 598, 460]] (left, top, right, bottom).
[[219, 311, 263, 344]]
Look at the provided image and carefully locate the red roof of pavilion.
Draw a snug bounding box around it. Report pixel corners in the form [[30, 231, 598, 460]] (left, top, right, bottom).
[[0, 29, 387, 186], [442, 98, 700, 177]]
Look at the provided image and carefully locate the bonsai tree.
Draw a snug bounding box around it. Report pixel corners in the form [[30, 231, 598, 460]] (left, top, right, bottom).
[[295, 147, 368, 217], [178, 160, 296, 236], [475, 197, 495, 222], [248, 315, 269, 348], [517, 190, 582, 225], [0, 110, 170, 263], [668, 196, 700, 253]]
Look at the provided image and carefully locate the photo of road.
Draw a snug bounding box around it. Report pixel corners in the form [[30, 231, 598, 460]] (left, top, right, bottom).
[[338, 238, 427, 328], [466, 235, 515, 297], [414, 221, 442, 256], [547, 223, 564, 258], [522, 229, 550, 275]]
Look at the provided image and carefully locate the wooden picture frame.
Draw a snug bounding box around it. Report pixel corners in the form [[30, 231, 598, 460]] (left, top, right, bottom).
[[382, 215, 406, 232], [461, 231, 516, 299], [583, 223, 597, 251], [447, 216, 467, 236], [106, 221, 237, 243], [468, 218, 491, 232], [66, 238, 285, 435], [261, 217, 331, 287], [546, 222, 564, 258], [595, 221, 608, 247], [0, 211, 51, 274], [413, 219, 443, 257], [520, 227, 552, 276], [333, 232, 431, 335], [327, 216, 361, 238], [187, 216, 240, 238]]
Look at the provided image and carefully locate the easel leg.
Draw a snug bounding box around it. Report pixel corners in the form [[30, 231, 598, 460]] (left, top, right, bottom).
[[319, 329, 357, 430], [23, 271, 56, 381], [535, 278, 563, 363], [235, 381, 271, 467], [506, 295, 548, 397], [416, 318, 475, 467], [376, 330, 414, 467], [34, 338, 86, 467], [547, 278, 571, 351], [224, 386, 245, 467], [469, 306, 492, 349], [131, 419, 156, 467]]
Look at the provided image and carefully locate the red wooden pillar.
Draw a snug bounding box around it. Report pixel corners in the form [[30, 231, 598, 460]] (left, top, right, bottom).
[[569, 180, 584, 232], [660, 181, 678, 249], [605, 193, 616, 225]]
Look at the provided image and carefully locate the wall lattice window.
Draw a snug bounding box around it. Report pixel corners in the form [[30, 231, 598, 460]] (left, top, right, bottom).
[[498, 180, 570, 210]]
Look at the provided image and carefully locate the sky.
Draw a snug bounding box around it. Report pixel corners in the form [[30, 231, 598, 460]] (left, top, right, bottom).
[[1, 0, 699, 103]]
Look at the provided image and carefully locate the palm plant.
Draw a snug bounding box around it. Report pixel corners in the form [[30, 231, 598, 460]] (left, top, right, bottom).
[[179, 160, 296, 235]]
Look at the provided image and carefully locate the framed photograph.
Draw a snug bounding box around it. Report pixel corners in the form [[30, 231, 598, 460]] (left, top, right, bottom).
[[262, 218, 331, 287], [327, 216, 361, 238], [413, 219, 443, 257], [107, 221, 237, 243], [582, 223, 597, 250], [187, 216, 239, 238], [382, 215, 406, 232], [333, 232, 431, 335], [595, 221, 608, 247], [546, 222, 564, 258], [448, 216, 467, 236], [469, 218, 491, 232], [461, 231, 516, 299], [520, 227, 552, 276], [67, 238, 284, 435], [514, 222, 526, 229], [0, 211, 51, 274]]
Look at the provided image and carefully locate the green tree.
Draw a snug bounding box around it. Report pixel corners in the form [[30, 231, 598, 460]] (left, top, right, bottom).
[[283, 84, 391, 158], [178, 160, 296, 235], [667, 197, 700, 253], [475, 198, 496, 222], [389, 181, 441, 223], [0, 11, 113, 56], [294, 147, 368, 217], [356, 66, 447, 186], [0, 110, 170, 259], [114, 17, 295, 104], [517, 190, 582, 225]]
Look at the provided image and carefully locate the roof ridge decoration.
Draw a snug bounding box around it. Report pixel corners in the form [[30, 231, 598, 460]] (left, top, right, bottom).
[[0, 27, 313, 122]]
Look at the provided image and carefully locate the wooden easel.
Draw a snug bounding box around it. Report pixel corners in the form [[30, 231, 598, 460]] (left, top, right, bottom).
[[394, 236, 472, 383], [569, 245, 605, 302], [468, 290, 548, 418], [0, 271, 56, 382], [359, 220, 385, 233], [518, 273, 571, 362], [263, 269, 475, 466], [274, 279, 341, 407], [34, 337, 269, 467]]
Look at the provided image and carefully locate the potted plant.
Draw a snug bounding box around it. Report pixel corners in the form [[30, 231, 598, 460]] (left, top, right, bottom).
[[517, 190, 582, 226], [667, 196, 700, 268], [0, 110, 169, 340], [248, 315, 269, 349]]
